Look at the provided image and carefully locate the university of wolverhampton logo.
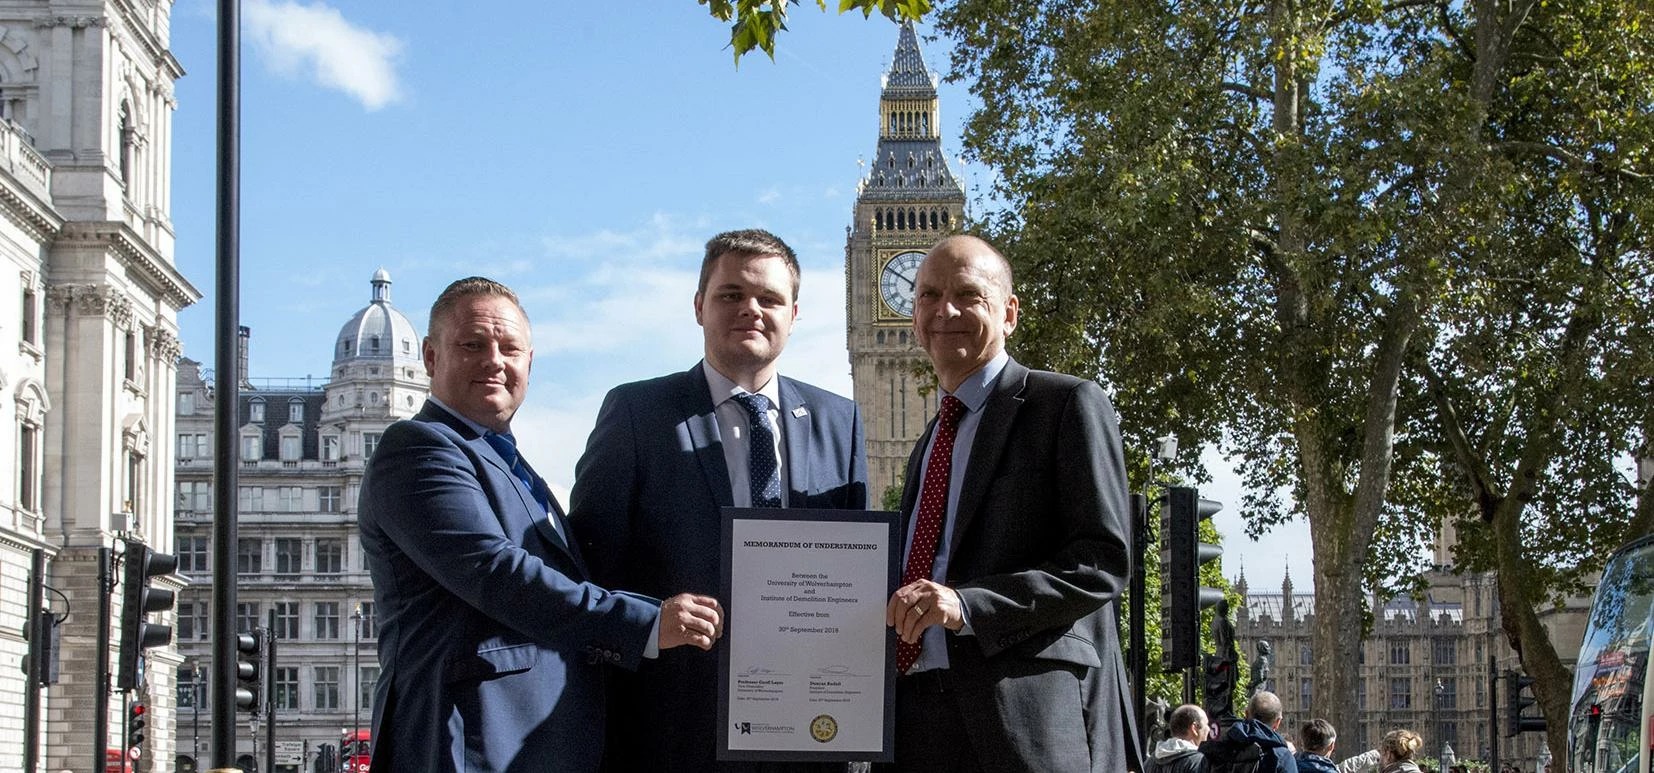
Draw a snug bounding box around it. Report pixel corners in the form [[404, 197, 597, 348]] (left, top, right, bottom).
[[809, 714, 838, 743], [735, 722, 751, 735]]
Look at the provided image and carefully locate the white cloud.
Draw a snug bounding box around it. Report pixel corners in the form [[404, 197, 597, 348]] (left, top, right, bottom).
[[757, 187, 782, 206], [244, 0, 405, 110]]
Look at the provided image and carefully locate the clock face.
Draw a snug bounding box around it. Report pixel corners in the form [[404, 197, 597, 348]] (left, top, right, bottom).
[[879, 251, 925, 318]]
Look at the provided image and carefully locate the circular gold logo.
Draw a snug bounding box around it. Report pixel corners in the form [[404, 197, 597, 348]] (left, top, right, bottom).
[[810, 714, 838, 743]]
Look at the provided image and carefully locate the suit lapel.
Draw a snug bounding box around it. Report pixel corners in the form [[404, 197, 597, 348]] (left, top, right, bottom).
[[778, 377, 812, 508], [947, 359, 1028, 557], [680, 363, 735, 508], [419, 401, 579, 563]]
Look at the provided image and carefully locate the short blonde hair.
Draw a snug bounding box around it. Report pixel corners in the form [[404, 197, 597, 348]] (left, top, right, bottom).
[[1379, 729, 1424, 761]]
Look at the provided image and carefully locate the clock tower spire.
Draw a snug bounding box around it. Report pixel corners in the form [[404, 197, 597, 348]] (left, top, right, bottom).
[[845, 21, 967, 502]]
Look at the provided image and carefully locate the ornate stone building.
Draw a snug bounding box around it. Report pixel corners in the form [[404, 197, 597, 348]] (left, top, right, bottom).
[[0, 1, 196, 770], [171, 271, 427, 771], [1234, 554, 1590, 771], [844, 22, 966, 502]]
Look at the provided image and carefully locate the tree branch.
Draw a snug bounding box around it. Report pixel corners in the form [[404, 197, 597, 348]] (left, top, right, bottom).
[[1437, 0, 1475, 62], [1500, 141, 1651, 180], [1421, 358, 1502, 518], [1221, 82, 1271, 102], [1349, 289, 1422, 542]]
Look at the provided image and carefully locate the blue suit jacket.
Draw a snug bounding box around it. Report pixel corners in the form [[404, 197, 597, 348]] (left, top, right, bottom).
[[567, 363, 868, 772], [359, 401, 660, 773]]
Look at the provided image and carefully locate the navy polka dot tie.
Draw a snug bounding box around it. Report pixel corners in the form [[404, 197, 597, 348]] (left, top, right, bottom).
[[734, 393, 782, 508], [896, 395, 966, 674]]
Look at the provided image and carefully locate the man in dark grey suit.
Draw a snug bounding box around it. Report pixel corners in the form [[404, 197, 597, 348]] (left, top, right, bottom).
[[882, 235, 1138, 773], [359, 277, 724, 773], [569, 230, 868, 772]]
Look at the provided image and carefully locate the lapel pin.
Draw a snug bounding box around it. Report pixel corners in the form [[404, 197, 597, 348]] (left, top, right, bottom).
[[792, 406, 809, 419]]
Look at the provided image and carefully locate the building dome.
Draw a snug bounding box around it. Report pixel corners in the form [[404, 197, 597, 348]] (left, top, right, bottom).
[[333, 269, 422, 369]]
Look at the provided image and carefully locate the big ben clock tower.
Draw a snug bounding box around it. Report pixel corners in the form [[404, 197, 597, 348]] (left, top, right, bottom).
[[846, 22, 967, 501]]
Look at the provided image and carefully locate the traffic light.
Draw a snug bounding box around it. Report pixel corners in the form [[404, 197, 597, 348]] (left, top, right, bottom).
[[1161, 486, 1224, 670], [1505, 670, 1547, 736], [236, 629, 267, 714], [1202, 651, 1238, 721], [117, 541, 178, 690], [22, 604, 58, 686], [127, 701, 147, 754]]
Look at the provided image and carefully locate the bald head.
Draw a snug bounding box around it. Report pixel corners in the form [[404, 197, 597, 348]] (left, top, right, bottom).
[[1247, 691, 1284, 728], [927, 235, 1014, 296]]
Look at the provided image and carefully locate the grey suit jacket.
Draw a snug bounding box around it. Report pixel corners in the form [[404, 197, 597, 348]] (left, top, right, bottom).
[[896, 358, 1140, 773]]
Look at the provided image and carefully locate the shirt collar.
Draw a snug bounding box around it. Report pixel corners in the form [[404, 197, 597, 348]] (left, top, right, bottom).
[[703, 361, 782, 409], [942, 350, 1009, 413], [428, 395, 496, 438]]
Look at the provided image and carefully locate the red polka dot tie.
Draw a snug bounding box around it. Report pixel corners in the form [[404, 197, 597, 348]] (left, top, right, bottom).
[[895, 394, 966, 674]]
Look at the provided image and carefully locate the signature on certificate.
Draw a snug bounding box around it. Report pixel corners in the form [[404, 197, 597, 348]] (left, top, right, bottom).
[[811, 665, 870, 678]]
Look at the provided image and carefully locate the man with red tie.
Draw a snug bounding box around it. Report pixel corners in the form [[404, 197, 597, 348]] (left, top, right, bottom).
[[883, 236, 1138, 773]]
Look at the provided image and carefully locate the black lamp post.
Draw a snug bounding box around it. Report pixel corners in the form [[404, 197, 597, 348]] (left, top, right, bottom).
[[351, 602, 363, 769]]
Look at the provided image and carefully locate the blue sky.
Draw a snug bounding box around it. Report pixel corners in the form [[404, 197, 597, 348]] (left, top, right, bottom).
[[164, 0, 1312, 592]]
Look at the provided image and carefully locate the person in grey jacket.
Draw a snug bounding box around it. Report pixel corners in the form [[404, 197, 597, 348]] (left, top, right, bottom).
[[1147, 705, 1211, 773], [1338, 729, 1426, 773]]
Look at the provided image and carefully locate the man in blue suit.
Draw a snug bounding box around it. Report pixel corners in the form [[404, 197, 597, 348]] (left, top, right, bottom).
[[359, 277, 725, 773], [569, 229, 868, 772]]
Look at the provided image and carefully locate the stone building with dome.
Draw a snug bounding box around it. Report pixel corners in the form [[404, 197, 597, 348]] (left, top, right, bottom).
[[171, 270, 428, 771]]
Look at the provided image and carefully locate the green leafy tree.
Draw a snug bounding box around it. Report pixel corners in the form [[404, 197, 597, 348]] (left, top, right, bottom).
[[697, 0, 931, 61], [932, 0, 1654, 758]]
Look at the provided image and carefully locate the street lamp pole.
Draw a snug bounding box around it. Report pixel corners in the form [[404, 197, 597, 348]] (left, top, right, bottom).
[[193, 663, 203, 767], [352, 602, 363, 769]]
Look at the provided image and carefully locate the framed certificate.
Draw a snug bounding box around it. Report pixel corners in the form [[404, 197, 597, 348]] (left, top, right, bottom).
[[717, 507, 899, 762]]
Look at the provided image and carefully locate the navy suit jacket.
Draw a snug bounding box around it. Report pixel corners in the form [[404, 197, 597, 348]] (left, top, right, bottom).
[[359, 401, 660, 773], [568, 363, 868, 772], [893, 358, 1140, 773]]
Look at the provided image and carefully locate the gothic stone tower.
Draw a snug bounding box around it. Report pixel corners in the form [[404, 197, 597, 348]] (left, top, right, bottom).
[[845, 22, 966, 502]]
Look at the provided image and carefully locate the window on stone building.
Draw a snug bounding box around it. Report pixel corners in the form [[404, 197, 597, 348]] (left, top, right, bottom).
[[236, 602, 261, 634], [1437, 677, 1457, 709], [179, 391, 195, 416], [248, 399, 265, 424], [124, 451, 142, 513], [273, 667, 299, 711], [1299, 677, 1312, 708], [1440, 721, 1457, 751], [239, 486, 265, 512], [176, 535, 208, 573], [278, 486, 302, 512], [360, 665, 379, 712], [241, 433, 262, 461], [178, 601, 200, 641], [1390, 677, 1411, 709], [273, 602, 299, 640], [358, 601, 378, 639], [18, 421, 39, 511], [237, 538, 262, 574], [1434, 638, 1456, 665], [124, 330, 137, 382], [319, 486, 342, 514], [1477, 678, 1486, 708], [315, 602, 340, 640], [1357, 679, 1367, 710], [1299, 645, 1312, 665], [179, 667, 201, 708], [314, 666, 340, 710], [279, 434, 301, 462], [289, 400, 304, 423], [315, 539, 343, 574], [363, 432, 381, 459], [274, 539, 302, 576], [118, 101, 135, 186], [21, 284, 37, 345], [322, 435, 340, 461], [178, 432, 207, 459], [1389, 640, 1410, 665]]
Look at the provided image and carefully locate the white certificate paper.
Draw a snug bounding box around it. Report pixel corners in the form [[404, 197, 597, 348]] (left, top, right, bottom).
[[718, 508, 898, 762]]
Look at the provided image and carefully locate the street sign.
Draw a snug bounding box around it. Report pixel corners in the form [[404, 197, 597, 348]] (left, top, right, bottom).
[[275, 740, 304, 764]]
